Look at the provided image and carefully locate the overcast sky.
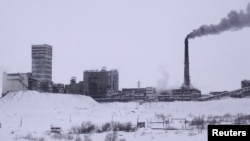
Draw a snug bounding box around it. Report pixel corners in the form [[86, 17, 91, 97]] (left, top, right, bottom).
[[1, 0, 250, 96]]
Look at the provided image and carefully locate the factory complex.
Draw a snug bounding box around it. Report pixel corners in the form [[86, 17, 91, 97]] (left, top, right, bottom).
[[2, 41, 250, 102]]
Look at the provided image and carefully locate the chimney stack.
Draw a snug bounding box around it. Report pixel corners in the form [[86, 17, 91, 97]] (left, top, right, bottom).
[[183, 37, 191, 88]]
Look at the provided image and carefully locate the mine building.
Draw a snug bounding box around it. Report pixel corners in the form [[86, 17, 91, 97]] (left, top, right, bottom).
[[53, 83, 65, 93], [98, 87, 158, 102], [32, 44, 52, 82], [158, 37, 201, 101], [65, 77, 84, 94], [241, 80, 250, 88], [83, 67, 119, 98], [32, 44, 53, 92], [2, 72, 32, 97], [2, 44, 56, 96]]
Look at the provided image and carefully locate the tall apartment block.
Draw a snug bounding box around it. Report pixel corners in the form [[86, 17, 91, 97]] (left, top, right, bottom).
[[83, 67, 119, 98], [32, 44, 53, 82]]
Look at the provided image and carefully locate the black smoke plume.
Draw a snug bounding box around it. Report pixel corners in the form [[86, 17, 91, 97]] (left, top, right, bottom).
[[187, 3, 250, 39]]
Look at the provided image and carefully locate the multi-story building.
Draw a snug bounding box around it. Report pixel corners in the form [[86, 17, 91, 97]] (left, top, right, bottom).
[[32, 44, 52, 82], [145, 87, 158, 101], [83, 67, 119, 98], [65, 77, 84, 94], [2, 72, 32, 96], [241, 80, 250, 88], [53, 83, 65, 93]]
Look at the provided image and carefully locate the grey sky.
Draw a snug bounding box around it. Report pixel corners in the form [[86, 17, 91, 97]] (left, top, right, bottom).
[[1, 0, 250, 96]]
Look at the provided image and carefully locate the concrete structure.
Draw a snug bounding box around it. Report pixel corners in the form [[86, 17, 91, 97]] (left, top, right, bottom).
[[158, 37, 201, 101], [241, 80, 250, 88], [32, 44, 52, 82], [29, 77, 41, 91], [53, 83, 65, 93], [122, 88, 146, 94], [65, 77, 84, 94], [209, 91, 228, 95], [122, 87, 157, 101], [145, 87, 158, 101], [83, 67, 119, 98], [2, 72, 31, 96], [31, 44, 53, 93], [121, 88, 146, 101], [197, 86, 250, 101], [2, 71, 65, 95], [183, 37, 191, 89], [38, 81, 53, 92], [95, 87, 158, 102], [2, 72, 55, 96], [158, 88, 201, 101], [177, 37, 201, 98]]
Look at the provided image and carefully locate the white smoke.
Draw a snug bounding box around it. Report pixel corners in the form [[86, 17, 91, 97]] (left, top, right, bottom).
[[188, 3, 250, 39], [156, 67, 170, 92]]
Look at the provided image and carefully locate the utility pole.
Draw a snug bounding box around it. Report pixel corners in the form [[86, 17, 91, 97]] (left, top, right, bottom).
[[70, 114, 71, 123], [20, 117, 22, 127]]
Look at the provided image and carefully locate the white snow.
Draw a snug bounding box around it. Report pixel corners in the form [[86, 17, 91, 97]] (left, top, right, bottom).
[[0, 91, 249, 141]]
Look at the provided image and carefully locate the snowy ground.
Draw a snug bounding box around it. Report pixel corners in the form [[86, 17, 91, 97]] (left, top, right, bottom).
[[0, 91, 249, 141]]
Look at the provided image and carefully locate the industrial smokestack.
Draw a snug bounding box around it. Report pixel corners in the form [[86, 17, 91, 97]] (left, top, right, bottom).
[[188, 3, 250, 39], [183, 36, 191, 89]]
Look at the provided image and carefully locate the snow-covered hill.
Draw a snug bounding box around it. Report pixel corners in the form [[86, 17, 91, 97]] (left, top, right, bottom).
[[0, 91, 249, 141], [0, 91, 97, 113]]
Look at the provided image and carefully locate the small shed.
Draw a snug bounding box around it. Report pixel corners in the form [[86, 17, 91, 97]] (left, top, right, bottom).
[[50, 126, 62, 134], [137, 122, 145, 128]]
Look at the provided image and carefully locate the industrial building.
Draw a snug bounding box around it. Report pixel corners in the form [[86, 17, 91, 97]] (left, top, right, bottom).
[[120, 88, 147, 101], [53, 83, 65, 93], [159, 88, 201, 101], [2, 71, 65, 96], [31, 44, 53, 92], [32, 44, 52, 82], [83, 67, 119, 98], [2, 44, 54, 96], [65, 77, 84, 94], [159, 37, 201, 101], [241, 80, 250, 88], [171, 37, 201, 99], [94, 87, 158, 102], [121, 87, 157, 101], [2, 72, 32, 97], [6, 39, 250, 102], [145, 87, 158, 101]]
